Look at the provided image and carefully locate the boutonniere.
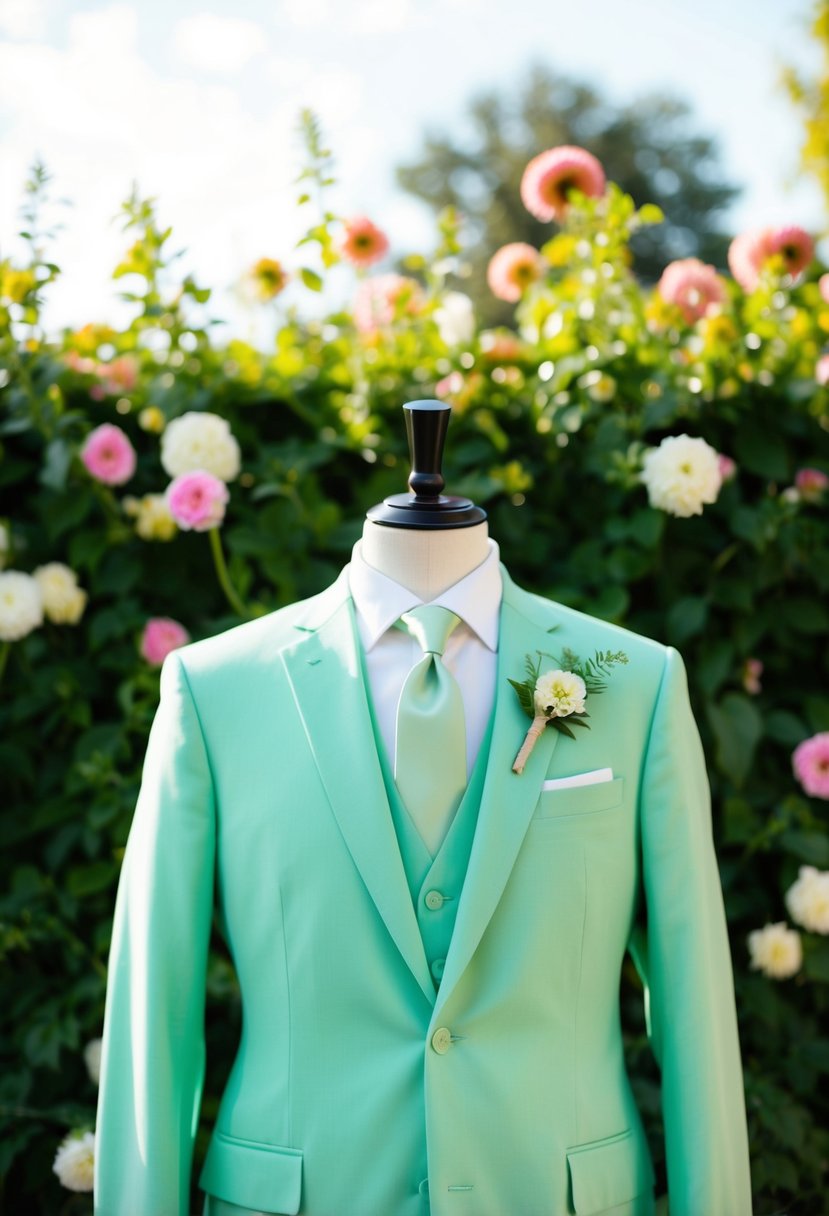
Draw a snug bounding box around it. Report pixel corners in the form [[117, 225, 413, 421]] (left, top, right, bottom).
[[509, 647, 629, 774]]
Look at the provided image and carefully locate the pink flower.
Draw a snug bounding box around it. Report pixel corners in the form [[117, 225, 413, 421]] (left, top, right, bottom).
[[717, 453, 737, 483], [742, 658, 763, 696], [352, 274, 424, 333], [766, 226, 814, 279], [486, 243, 545, 302], [165, 470, 229, 531], [795, 467, 829, 501], [520, 145, 606, 223], [793, 732, 829, 799], [140, 616, 190, 666], [819, 273, 829, 304], [436, 371, 464, 399], [728, 225, 813, 292], [657, 258, 726, 323], [339, 216, 389, 268], [816, 354, 829, 386], [80, 423, 137, 486]]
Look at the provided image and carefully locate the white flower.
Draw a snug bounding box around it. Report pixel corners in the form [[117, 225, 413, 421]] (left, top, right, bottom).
[[747, 921, 802, 979], [0, 570, 43, 640], [0, 521, 8, 569], [160, 411, 241, 483], [434, 292, 475, 347], [83, 1037, 102, 1084], [52, 1129, 95, 1192], [785, 865, 829, 934], [534, 669, 587, 718], [32, 562, 87, 625], [640, 433, 722, 518]]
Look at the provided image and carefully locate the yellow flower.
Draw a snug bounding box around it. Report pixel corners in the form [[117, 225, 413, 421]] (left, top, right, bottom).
[[0, 266, 37, 304], [138, 406, 166, 433], [134, 494, 177, 541], [250, 257, 289, 301]]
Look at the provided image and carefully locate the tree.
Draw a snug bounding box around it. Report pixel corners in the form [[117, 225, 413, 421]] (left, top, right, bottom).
[[396, 63, 741, 326]]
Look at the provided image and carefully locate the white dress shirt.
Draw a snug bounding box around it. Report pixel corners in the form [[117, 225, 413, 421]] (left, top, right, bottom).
[[347, 537, 503, 786]]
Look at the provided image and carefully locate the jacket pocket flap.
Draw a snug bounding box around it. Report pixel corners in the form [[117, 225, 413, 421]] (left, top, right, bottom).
[[535, 776, 624, 819], [566, 1127, 654, 1214], [199, 1130, 303, 1215]]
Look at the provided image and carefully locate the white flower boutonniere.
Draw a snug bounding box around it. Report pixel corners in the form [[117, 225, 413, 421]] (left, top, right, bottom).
[[509, 647, 629, 774]]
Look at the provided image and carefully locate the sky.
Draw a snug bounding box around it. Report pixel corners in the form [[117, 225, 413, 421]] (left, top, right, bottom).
[[0, 0, 824, 347]]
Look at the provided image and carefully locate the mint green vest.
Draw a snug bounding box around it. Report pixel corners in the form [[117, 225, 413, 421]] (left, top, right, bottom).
[[357, 639, 495, 991]]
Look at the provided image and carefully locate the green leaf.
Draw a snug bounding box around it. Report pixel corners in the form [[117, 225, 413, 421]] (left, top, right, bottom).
[[39, 438, 72, 491], [779, 831, 829, 866], [705, 693, 763, 787], [765, 710, 809, 746], [733, 422, 790, 481], [666, 596, 708, 644], [299, 268, 323, 292]]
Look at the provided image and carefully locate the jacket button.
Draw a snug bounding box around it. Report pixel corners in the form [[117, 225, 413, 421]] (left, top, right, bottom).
[[418, 1178, 430, 1197], [424, 890, 444, 910], [431, 957, 446, 980], [431, 1026, 452, 1054]]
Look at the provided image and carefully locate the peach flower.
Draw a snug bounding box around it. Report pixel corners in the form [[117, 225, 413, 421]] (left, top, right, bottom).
[[728, 225, 813, 292], [486, 243, 545, 302], [520, 145, 606, 222], [352, 274, 423, 333], [657, 258, 726, 323]]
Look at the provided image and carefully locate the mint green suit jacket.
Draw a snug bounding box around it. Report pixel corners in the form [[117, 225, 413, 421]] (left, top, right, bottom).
[[93, 564, 753, 1216]]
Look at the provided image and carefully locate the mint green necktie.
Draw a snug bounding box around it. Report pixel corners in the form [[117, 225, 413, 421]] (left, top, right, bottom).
[[393, 604, 467, 855]]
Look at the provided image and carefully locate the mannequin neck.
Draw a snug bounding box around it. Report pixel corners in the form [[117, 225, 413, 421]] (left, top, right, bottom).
[[360, 520, 491, 600]]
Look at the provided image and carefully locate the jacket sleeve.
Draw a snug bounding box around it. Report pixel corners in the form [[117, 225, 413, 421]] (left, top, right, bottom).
[[94, 650, 216, 1216], [638, 645, 753, 1215]]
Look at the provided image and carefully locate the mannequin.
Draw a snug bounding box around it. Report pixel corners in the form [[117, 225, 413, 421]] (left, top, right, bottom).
[[93, 398, 753, 1216], [359, 518, 490, 600]]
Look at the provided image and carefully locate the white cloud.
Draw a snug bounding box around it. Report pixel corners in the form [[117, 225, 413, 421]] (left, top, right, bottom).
[[348, 0, 426, 35], [279, 0, 335, 30], [0, 0, 48, 40], [172, 14, 268, 75]]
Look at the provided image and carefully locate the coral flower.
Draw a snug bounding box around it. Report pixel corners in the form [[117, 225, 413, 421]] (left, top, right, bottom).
[[819, 272, 829, 304], [792, 732, 829, 799], [140, 616, 190, 666], [339, 216, 390, 268], [81, 423, 137, 486], [717, 454, 737, 483], [657, 258, 726, 324], [486, 243, 545, 302], [165, 470, 229, 531], [520, 145, 606, 223], [352, 274, 423, 333]]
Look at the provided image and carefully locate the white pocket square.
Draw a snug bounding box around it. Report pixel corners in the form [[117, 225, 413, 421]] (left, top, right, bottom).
[[542, 767, 614, 791]]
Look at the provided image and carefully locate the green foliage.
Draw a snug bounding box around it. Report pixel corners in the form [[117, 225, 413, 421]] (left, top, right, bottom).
[[1, 111, 828, 1211]]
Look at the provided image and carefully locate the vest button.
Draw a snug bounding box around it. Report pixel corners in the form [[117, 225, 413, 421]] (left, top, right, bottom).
[[418, 1178, 430, 1197], [424, 889, 444, 910], [431, 957, 446, 980], [431, 1026, 452, 1054]]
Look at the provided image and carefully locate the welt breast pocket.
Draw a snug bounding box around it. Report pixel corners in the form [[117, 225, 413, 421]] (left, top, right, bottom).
[[531, 775, 625, 822]]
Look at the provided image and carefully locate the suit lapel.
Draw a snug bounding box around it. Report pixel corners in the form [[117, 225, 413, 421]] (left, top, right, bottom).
[[280, 570, 436, 1008], [432, 565, 563, 1022]]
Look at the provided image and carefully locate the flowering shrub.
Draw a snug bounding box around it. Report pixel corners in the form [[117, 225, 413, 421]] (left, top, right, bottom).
[[1, 116, 828, 1208]]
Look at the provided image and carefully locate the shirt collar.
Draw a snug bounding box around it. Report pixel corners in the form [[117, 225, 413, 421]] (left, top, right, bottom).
[[348, 536, 502, 653]]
